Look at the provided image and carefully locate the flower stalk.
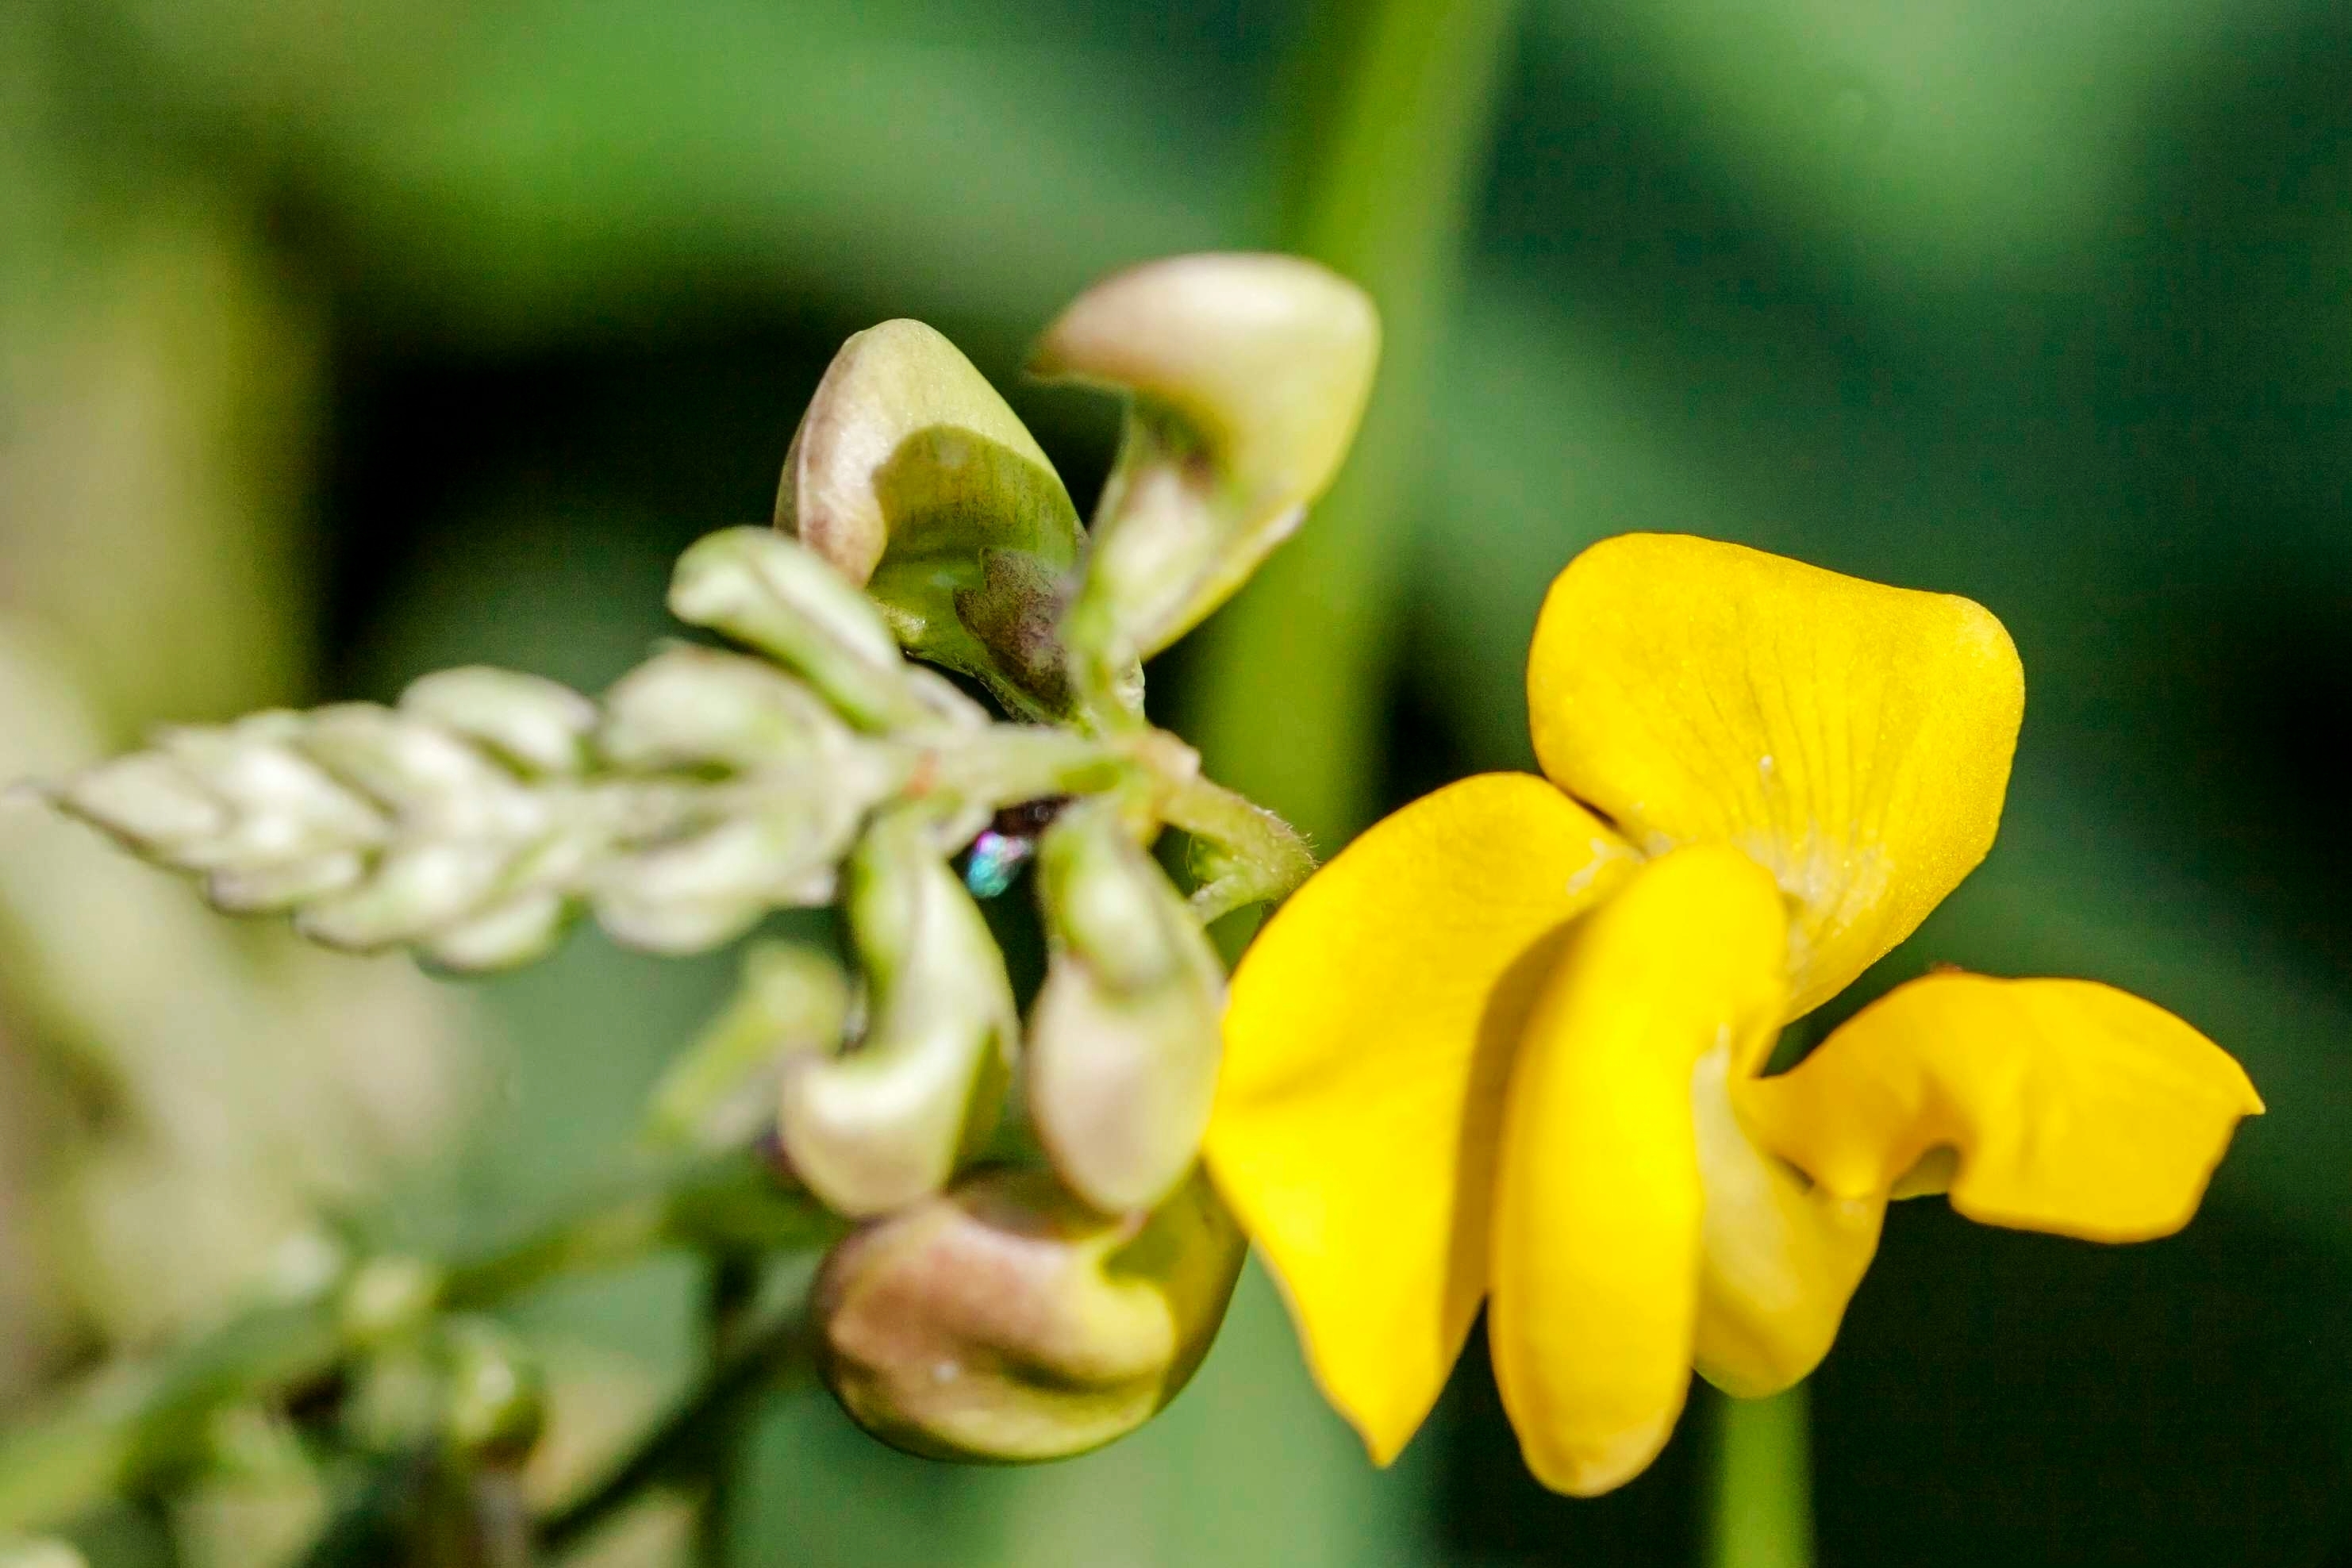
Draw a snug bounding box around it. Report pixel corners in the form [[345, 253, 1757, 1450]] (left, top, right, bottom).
[[1708, 1386, 1816, 1568], [0, 1149, 833, 1540]]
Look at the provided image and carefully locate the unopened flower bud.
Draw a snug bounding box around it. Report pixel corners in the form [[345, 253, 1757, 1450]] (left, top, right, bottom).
[[598, 647, 858, 773], [813, 1167, 1243, 1462], [297, 841, 509, 951], [0, 1540, 86, 1568], [1033, 253, 1378, 682], [1028, 801, 1226, 1213], [592, 789, 863, 954], [204, 850, 367, 913], [779, 811, 1017, 1217], [422, 890, 569, 972], [668, 528, 922, 732], [298, 705, 526, 826], [646, 942, 854, 1151], [399, 667, 598, 777], [340, 1255, 443, 1347], [157, 716, 385, 867], [778, 320, 1086, 719], [438, 1318, 547, 1465], [57, 751, 228, 854]]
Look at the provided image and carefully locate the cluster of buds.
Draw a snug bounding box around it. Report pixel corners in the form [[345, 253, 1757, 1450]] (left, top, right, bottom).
[[45, 254, 1378, 1464]]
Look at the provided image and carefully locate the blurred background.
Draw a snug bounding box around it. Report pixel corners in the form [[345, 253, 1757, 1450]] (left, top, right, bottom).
[[3, 0, 2350, 1563]]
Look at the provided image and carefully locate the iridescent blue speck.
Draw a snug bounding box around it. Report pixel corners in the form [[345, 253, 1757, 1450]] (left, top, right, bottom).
[[961, 830, 1033, 898]]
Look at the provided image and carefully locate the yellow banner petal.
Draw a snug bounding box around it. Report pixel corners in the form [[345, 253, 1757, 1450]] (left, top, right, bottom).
[[1205, 774, 1635, 1466], [1527, 534, 2024, 1019], [1489, 845, 1786, 1497], [1735, 974, 2263, 1242]]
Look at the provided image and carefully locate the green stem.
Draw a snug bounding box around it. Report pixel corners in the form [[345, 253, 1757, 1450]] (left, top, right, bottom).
[[1160, 774, 1316, 924], [0, 1151, 830, 1538], [1096, 5, 1526, 1566], [536, 1293, 811, 1556], [1707, 1386, 1817, 1568], [694, 1253, 762, 1567], [1187, 0, 1524, 854]]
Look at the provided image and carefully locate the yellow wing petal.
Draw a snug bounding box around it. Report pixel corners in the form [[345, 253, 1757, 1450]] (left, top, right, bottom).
[[1489, 845, 1786, 1497], [1205, 774, 1635, 1466], [1735, 974, 2263, 1242], [1527, 533, 2023, 1019], [1689, 1043, 1883, 1398]]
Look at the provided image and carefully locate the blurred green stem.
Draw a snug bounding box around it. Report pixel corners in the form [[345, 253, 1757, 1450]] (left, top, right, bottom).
[[0, 1151, 831, 1538], [1154, 2, 1524, 1565], [537, 1293, 811, 1558], [694, 1252, 761, 1567], [1187, 0, 1522, 854], [1708, 1386, 1816, 1568]]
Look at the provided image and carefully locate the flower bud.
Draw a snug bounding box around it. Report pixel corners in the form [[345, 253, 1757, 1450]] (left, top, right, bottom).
[[202, 849, 368, 913], [437, 1317, 547, 1466], [421, 890, 569, 972], [1028, 801, 1226, 1213], [398, 667, 598, 778], [157, 715, 386, 867], [645, 942, 854, 1152], [779, 811, 1017, 1217], [598, 647, 858, 773], [591, 786, 866, 955], [297, 841, 509, 951], [1032, 253, 1378, 679], [298, 705, 528, 828], [813, 1166, 1243, 1462], [340, 1255, 444, 1348], [0, 1541, 86, 1568], [56, 751, 229, 855], [668, 528, 923, 732], [778, 320, 1086, 718]]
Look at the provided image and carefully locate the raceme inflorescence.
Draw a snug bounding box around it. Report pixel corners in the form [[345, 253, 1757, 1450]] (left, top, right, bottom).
[[37, 253, 1375, 1484], [21, 248, 2262, 1543]]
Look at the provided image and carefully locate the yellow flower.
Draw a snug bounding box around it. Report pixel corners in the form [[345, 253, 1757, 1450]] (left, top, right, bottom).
[[1205, 533, 2262, 1497]]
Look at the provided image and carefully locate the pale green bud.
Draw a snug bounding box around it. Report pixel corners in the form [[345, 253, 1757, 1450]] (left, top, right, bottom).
[[297, 841, 510, 951], [156, 715, 385, 867], [593, 786, 866, 955], [813, 1166, 1243, 1462], [779, 810, 1017, 1217], [0, 1541, 86, 1568], [421, 890, 569, 972], [1034, 253, 1379, 678], [645, 942, 855, 1152], [340, 1255, 444, 1347], [438, 1318, 547, 1464], [398, 666, 598, 777], [598, 646, 856, 772], [205, 849, 367, 913], [778, 320, 1086, 719], [669, 528, 922, 732], [56, 750, 229, 853], [1028, 800, 1226, 1213], [298, 704, 526, 817], [199, 1402, 310, 1482]]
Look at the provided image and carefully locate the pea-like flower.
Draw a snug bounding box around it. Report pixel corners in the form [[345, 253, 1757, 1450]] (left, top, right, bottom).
[[1205, 533, 2262, 1497]]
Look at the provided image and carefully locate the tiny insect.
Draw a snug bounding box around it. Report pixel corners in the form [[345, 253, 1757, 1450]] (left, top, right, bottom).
[[959, 797, 1066, 898]]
